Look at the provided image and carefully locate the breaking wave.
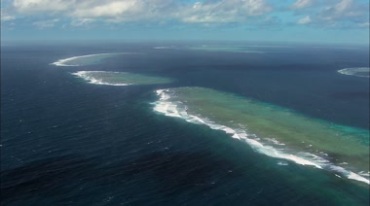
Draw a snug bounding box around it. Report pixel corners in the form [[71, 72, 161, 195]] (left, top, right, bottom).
[[72, 71, 173, 86], [51, 53, 132, 66], [152, 88, 370, 185]]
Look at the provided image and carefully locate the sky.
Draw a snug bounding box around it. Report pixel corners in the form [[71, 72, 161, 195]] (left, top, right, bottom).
[[1, 0, 369, 45]]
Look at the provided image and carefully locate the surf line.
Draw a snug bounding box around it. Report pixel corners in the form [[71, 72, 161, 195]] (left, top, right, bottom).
[[152, 88, 370, 185], [51, 52, 137, 67]]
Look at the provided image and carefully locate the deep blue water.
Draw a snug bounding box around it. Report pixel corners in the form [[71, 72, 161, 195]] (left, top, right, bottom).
[[1, 42, 369, 205]]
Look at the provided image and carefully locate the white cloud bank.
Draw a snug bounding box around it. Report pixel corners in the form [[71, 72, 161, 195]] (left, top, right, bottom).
[[180, 0, 272, 23], [9, 0, 271, 23], [319, 0, 367, 21], [291, 0, 369, 27], [13, 0, 73, 12], [3, 0, 369, 28]]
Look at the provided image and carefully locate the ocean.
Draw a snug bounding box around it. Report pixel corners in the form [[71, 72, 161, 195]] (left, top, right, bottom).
[[1, 42, 369, 205]]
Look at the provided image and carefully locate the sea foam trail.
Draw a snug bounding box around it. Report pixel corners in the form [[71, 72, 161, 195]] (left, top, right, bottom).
[[51, 53, 132, 67], [337, 67, 370, 78], [152, 89, 370, 185]]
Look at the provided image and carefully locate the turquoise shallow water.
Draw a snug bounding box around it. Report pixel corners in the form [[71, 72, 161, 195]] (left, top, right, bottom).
[[1, 42, 369, 205]]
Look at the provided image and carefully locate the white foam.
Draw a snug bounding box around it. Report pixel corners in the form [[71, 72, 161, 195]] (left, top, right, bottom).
[[51, 53, 133, 67], [52, 53, 109, 66], [266, 138, 286, 146], [152, 88, 370, 185], [335, 174, 342, 178], [337, 67, 370, 78], [52, 56, 83, 66], [329, 165, 370, 185], [72, 71, 129, 86], [278, 161, 289, 166], [359, 171, 370, 177]]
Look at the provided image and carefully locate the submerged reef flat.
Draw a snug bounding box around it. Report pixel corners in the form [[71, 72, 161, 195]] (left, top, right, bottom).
[[153, 87, 369, 184], [72, 71, 173, 86]]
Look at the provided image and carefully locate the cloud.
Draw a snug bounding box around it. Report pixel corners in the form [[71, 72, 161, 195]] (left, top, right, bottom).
[[72, 1, 140, 18], [288, 0, 369, 28], [334, 0, 352, 12], [178, 0, 272, 23], [1, 1, 16, 21], [314, 0, 369, 28], [358, 21, 369, 28], [33, 18, 59, 28], [13, 0, 73, 12], [297, 15, 311, 24], [291, 0, 312, 9], [1, 15, 15, 21], [319, 0, 366, 20], [10, 0, 272, 24], [70, 18, 95, 27], [5, 0, 370, 29], [69, 0, 178, 22], [1, 11, 15, 21]]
